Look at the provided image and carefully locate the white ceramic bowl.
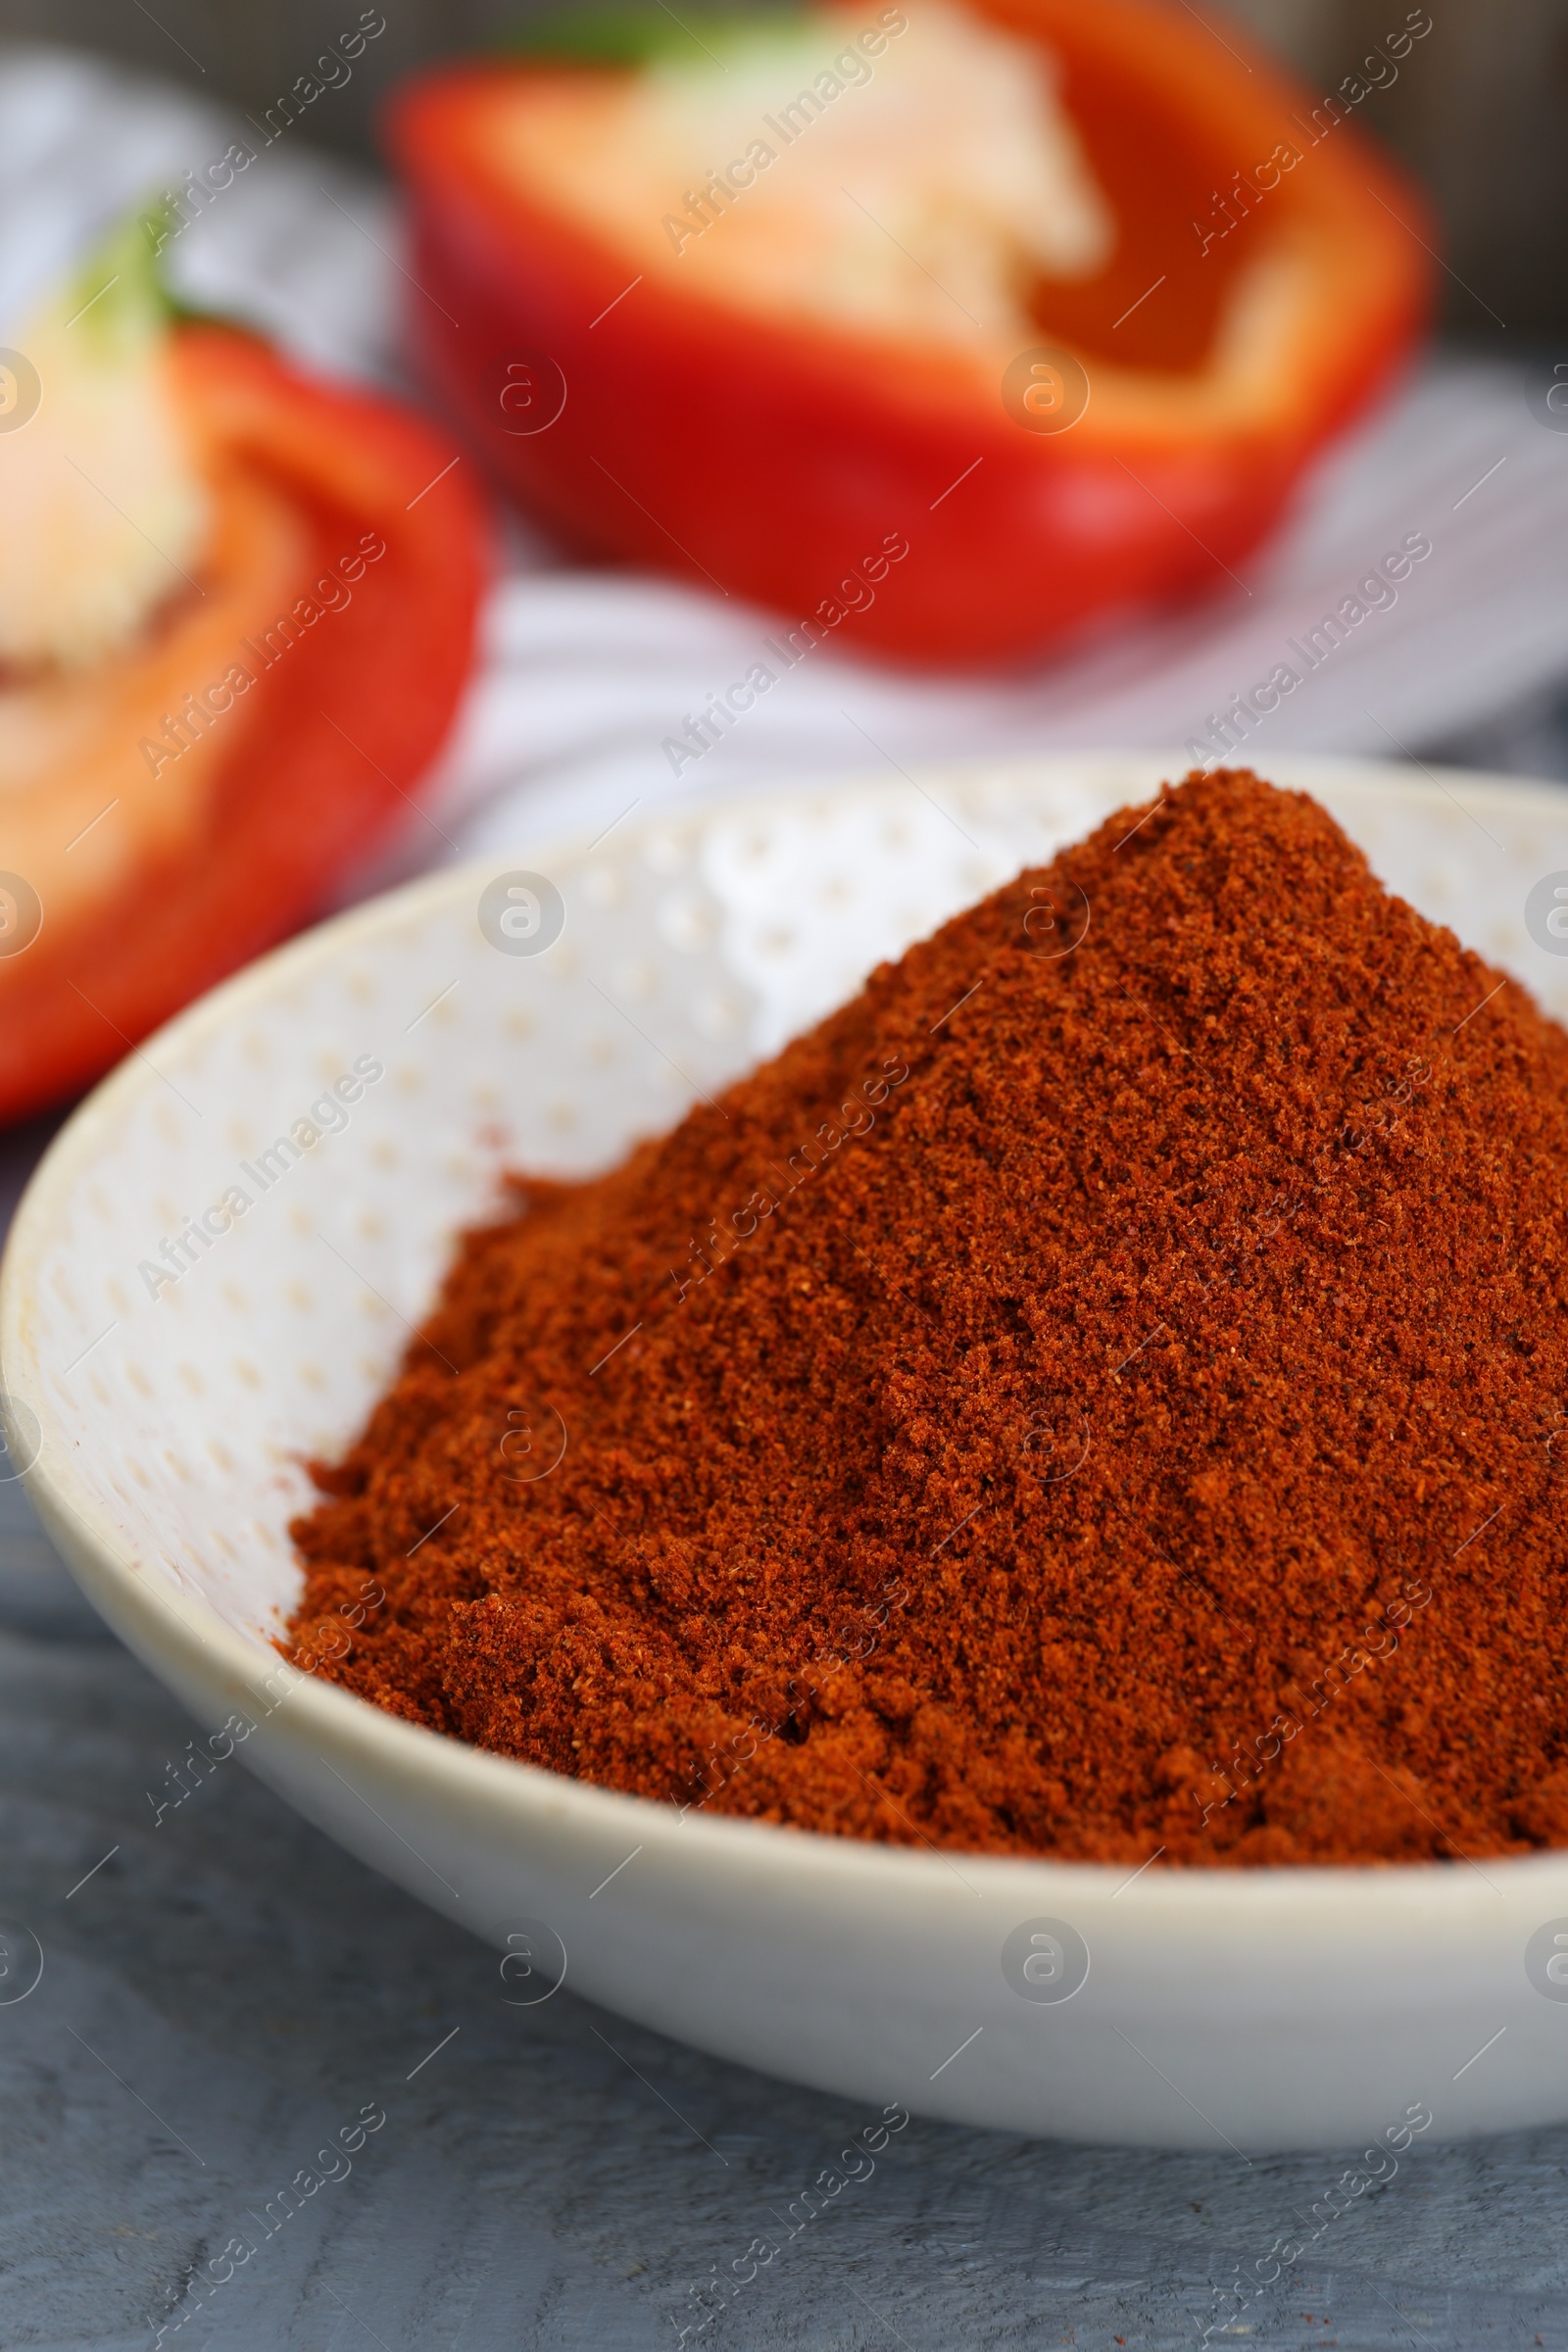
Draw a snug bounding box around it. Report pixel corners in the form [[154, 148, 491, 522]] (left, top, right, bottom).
[[9, 753, 1568, 2154]]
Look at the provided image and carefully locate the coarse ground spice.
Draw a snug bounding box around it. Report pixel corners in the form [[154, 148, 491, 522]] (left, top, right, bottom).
[[289, 769, 1568, 1866]]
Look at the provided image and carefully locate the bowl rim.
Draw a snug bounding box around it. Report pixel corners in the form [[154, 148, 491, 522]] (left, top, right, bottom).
[[9, 747, 1568, 1916]]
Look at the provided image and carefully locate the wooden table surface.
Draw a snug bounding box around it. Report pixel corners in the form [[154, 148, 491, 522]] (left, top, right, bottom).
[[3, 1121, 1566, 2352]]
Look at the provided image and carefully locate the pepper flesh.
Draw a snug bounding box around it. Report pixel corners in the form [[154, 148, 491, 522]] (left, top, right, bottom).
[[388, 0, 1433, 665], [0, 327, 488, 1124]]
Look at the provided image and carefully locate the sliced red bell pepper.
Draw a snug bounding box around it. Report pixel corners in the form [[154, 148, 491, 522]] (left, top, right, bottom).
[[388, 0, 1432, 667], [0, 325, 488, 1125]]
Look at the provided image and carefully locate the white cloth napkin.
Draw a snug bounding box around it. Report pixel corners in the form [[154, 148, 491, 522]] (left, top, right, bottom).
[[4, 39, 1566, 880]]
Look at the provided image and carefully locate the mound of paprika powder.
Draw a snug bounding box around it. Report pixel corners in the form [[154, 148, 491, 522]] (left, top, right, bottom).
[[290, 770, 1568, 1866]]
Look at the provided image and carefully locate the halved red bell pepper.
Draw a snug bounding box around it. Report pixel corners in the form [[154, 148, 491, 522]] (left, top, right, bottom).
[[388, 0, 1433, 667], [0, 325, 488, 1125]]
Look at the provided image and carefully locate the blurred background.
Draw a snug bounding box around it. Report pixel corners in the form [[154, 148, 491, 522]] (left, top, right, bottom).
[[9, 0, 1567, 348], [4, 0, 1567, 835]]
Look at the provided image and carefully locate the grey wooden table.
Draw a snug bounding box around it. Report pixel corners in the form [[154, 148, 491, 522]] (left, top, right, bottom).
[[4, 1029, 1568, 2352]]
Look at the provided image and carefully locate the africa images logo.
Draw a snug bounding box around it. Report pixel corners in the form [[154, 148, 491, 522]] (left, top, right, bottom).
[[137, 1055, 384, 1298]]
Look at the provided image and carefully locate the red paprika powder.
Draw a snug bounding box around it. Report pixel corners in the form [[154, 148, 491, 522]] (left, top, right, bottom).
[[290, 770, 1568, 1866]]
